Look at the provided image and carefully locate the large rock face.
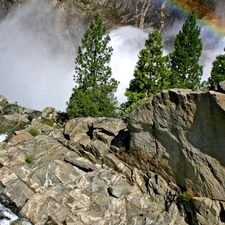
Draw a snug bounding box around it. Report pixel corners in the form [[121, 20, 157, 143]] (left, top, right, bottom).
[[1, 90, 225, 224], [0, 98, 187, 224], [129, 89, 225, 209]]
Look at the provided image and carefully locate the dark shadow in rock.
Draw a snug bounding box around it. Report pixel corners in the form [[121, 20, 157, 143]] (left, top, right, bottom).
[[219, 202, 225, 222], [111, 130, 130, 151]]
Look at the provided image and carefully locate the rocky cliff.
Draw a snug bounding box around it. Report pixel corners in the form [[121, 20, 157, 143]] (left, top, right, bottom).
[[0, 0, 222, 31], [0, 86, 225, 224], [0, 0, 179, 30]]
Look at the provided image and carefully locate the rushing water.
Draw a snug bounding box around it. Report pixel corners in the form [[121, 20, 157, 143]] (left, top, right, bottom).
[[0, 134, 19, 224], [0, 135, 26, 225], [0, 203, 18, 225], [0, 133, 7, 142]]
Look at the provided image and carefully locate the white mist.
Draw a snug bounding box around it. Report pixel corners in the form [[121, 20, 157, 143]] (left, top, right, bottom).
[[0, 0, 225, 112]]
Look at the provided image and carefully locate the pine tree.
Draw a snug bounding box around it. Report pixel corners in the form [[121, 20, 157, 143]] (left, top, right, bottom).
[[209, 53, 225, 86], [169, 11, 203, 90], [66, 13, 119, 118], [124, 28, 170, 106]]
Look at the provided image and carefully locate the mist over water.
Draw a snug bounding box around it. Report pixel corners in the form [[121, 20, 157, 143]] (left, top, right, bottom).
[[200, 26, 225, 80], [163, 18, 225, 81], [109, 26, 149, 103], [0, 0, 225, 111], [0, 0, 77, 111]]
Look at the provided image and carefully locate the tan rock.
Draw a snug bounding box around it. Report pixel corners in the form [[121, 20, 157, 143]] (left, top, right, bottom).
[[41, 106, 56, 120], [0, 113, 29, 128], [0, 95, 8, 104], [192, 197, 224, 225], [10, 132, 33, 144]]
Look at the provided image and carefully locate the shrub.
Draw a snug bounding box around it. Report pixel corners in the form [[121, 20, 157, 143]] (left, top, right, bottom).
[[2, 142, 7, 149], [28, 127, 39, 136], [179, 191, 193, 203], [119, 97, 152, 120], [2, 101, 20, 107], [40, 118, 55, 126], [56, 111, 69, 125], [0, 125, 23, 134]]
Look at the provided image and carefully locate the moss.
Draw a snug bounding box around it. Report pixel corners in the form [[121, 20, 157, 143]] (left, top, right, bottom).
[[27, 127, 39, 136], [25, 155, 33, 164]]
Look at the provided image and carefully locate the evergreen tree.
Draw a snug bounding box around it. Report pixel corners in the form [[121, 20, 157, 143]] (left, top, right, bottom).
[[209, 53, 225, 86], [169, 11, 203, 90], [66, 13, 119, 118], [124, 28, 170, 107]]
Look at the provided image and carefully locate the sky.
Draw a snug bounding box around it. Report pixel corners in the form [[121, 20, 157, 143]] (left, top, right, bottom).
[[0, 0, 225, 111]]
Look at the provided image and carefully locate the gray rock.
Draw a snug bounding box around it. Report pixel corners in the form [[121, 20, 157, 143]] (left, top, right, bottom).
[[0, 132, 186, 225], [64, 117, 92, 146], [2, 89, 225, 224], [87, 139, 109, 158], [107, 185, 129, 198], [64, 156, 96, 172], [0, 113, 30, 130], [103, 153, 132, 182], [11, 218, 32, 225], [42, 107, 56, 120], [129, 89, 225, 201], [192, 197, 225, 225], [218, 80, 225, 92], [90, 117, 127, 136], [0, 95, 8, 104]]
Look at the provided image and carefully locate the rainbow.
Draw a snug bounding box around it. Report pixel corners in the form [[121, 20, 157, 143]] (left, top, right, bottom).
[[163, 0, 225, 37]]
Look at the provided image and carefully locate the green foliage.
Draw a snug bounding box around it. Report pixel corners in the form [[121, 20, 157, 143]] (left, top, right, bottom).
[[2, 101, 20, 107], [124, 29, 170, 108], [200, 80, 210, 89], [67, 13, 119, 119], [179, 191, 193, 203], [2, 142, 7, 149], [27, 127, 39, 136], [148, 196, 154, 202], [0, 125, 22, 134], [119, 97, 152, 120], [209, 54, 225, 86], [25, 155, 33, 164], [67, 87, 118, 118], [40, 118, 55, 126], [169, 11, 203, 90], [0, 126, 11, 134], [56, 111, 69, 125], [80, 0, 90, 4]]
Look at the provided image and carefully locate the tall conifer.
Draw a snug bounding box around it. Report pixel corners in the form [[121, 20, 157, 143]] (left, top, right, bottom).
[[66, 13, 119, 118], [169, 11, 203, 90], [125, 28, 170, 107]]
